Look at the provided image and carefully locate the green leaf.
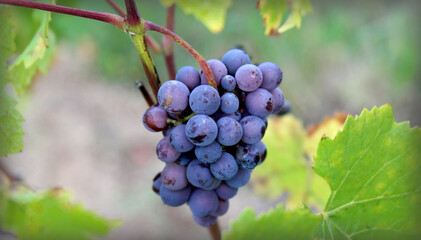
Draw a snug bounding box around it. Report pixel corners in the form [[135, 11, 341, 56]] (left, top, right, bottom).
[[251, 114, 333, 209], [258, 0, 312, 35], [0, 186, 118, 240], [0, 7, 24, 157], [314, 105, 421, 239], [8, 8, 55, 95], [160, 0, 233, 33], [223, 205, 320, 240]]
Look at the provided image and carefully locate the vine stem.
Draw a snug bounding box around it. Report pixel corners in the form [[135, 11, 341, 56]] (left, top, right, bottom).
[[208, 221, 221, 240], [144, 20, 217, 88], [163, 5, 176, 79], [105, 0, 125, 17], [0, 0, 125, 30]]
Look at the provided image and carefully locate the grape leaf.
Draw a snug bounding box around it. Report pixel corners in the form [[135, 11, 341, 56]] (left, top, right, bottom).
[[160, 0, 233, 33], [314, 105, 421, 239], [8, 8, 55, 95], [223, 205, 320, 240], [228, 105, 420, 239], [257, 0, 312, 35], [0, 7, 24, 157], [251, 114, 336, 210], [0, 185, 118, 240]]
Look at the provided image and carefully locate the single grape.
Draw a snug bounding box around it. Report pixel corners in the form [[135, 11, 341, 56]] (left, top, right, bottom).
[[213, 199, 229, 216], [221, 49, 251, 75], [276, 100, 291, 116], [221, 75, 236, 92], [225, 168, 252, 188], [193, 215, 217, 227], [186, 159, 219, 189], [161, 163, 188, 191], [235, 64, 263, 92], [210, 152, 239, 180], [177, 153, 194, 166], [175, 66, 200, 91], [157, 80, 190, 113], [256, 141, 267, 164], [200, 59, 227, 86], [185, 115, 218, 146], [245, 88, 274, 118], [258, 62, 282, 90], [152, 172, 162, 195], [169, 124, 195, 152], [189, 85, 220, 115], [220, 93, 239, 114], [216, 117, 243, 146], [270, 87, 285, 114], [156, 137, 181, 163], [213, 110, 242, 122], [201, 178, 222, 191], [189, 189, 219, 217], [240, 116, 266, 144], [236, 144, 261, 169], [195, 141, 223, 164], [143, 105, 168, 132], [160, 184, 192, 207], [162, 125, 175, 137], [215, 182, 238, 200]]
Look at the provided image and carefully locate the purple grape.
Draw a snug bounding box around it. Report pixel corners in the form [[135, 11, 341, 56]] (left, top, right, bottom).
[[161, 163, 188, 191], [213, 110, 242, 122], [256, 141, 267, 164], [156, 137, 181, 163], [143, 105, 168, 132], [235, 64, 263, 92], [152, 172, 162, 195], [215, 182, 238, 200], [200, 59, 227, 86], [245, 88, 274, 118], [185, 115, 218, 146], [276, 100, 291, 116], [213, 199, 229, 216], [159, 184, 192, 207], [157, 80, 190, 113], [221, 49, 251, 75], [236, 144, 261, 169], [162, 125, 175, 137], [189, 85, 220, 115], [258, 62, 283, 90], [240, 116, 266, 144], [193, 215, 217, 227], [216, 117, 243, 146], [169, 124, 195, 153], [177, 153, 194, 166], [189, 189, 219, 217], [221, 75, 236, 91], [225, 168, 252, 188], [210, 152, 239, 180], [175, 66, 200, 91], [186, 159, 219, 189], [202, 179, 222, 191], [270, 87, 285, 114], [220, 93, 239, 114], [195, 141, 223, 164]]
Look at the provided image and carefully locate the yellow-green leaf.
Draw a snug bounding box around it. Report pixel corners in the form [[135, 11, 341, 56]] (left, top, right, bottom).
[[160, 0, 233, 33], [258, 0, 312, 35]]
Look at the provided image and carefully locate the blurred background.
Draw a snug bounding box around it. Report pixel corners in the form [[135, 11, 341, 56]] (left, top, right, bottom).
[[2, 0, 420, 239]]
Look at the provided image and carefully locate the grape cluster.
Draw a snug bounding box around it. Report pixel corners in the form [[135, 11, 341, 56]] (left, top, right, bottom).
[[143, 49, 285, 227]]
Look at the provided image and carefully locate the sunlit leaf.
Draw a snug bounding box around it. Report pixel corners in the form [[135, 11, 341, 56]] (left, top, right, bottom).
[[257, 0, 312, 35], [160, 0, 233, 33], [0, 186, 118, 240]]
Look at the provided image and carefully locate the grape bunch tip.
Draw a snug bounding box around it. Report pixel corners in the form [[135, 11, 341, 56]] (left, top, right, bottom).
[[143, 48, 288, 227]]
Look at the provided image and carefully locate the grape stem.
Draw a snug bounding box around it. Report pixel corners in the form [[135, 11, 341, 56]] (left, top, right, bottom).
[[105, 0, 125, 17], [0, 0, 125, 30], [144, 21, 217, 88], [135, 81, 155, 107], [208, 221, 221, 240], [163, 5, 176, 79]]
